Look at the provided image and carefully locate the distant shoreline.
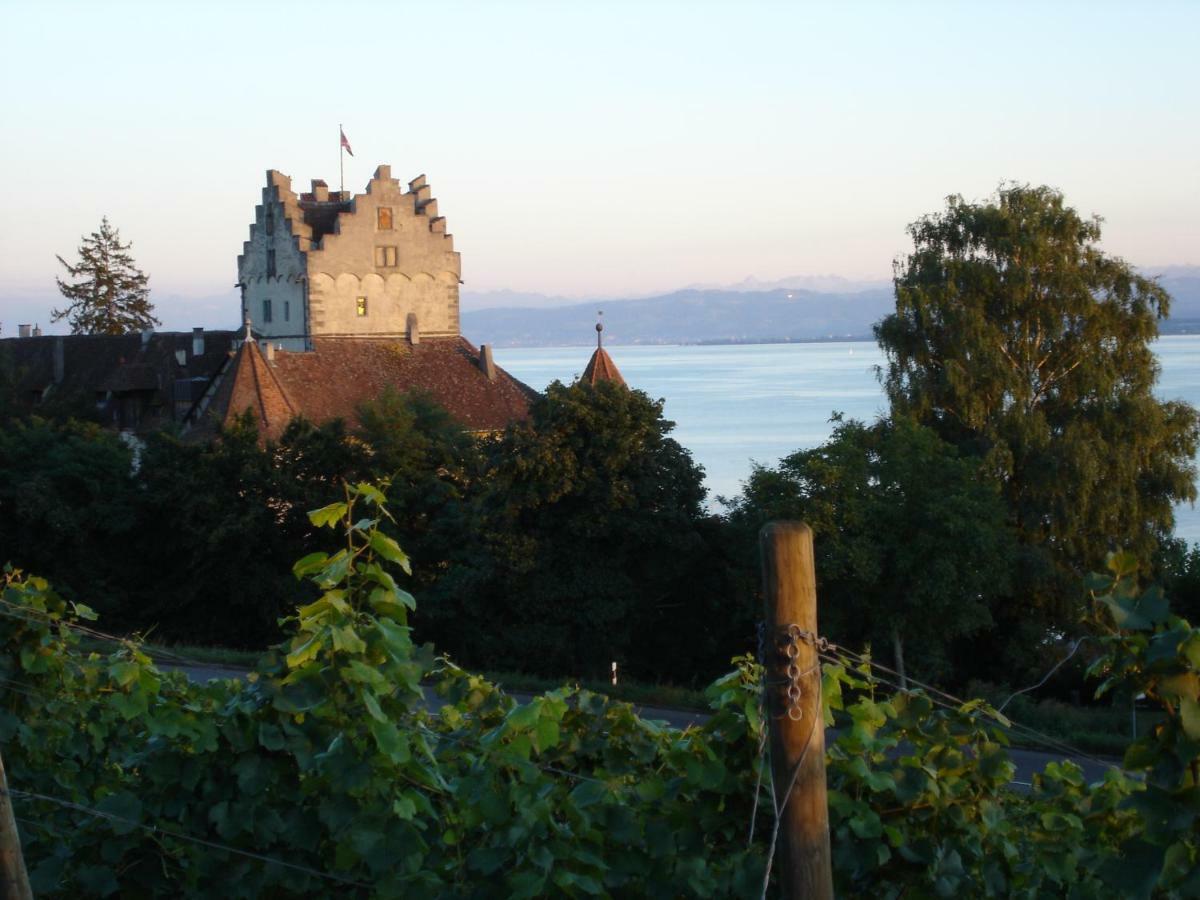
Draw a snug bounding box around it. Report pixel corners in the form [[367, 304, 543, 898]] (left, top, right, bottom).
[[486, 320, 1200, 350], [486, 334, 879, 350]]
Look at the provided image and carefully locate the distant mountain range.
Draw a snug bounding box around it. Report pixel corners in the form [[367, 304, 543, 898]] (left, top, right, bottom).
[[462, 287, 895, 347], [462, 267, 1200, 347], [6, 268, 1196, 344]]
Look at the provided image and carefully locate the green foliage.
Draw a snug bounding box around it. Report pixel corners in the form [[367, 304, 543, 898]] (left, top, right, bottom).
[[965, 680, 1163, 757], [821, 656, 1139, 897], [730, 415, 1015, 682], [52, 217, 159, 335], [0, 382, 737, 684], [0, 417, 136, 607], [0, 490, 768, 897], [875, 185, 1200, 669], [129, 414, 327, 645], [1155, 537, 1200, 626], [1084, 552, 1200, 896], [435, 378, 743, 683], [5, 499, 1200, 896]]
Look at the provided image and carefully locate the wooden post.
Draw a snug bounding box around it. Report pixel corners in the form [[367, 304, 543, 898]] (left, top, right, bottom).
[[0, 748, 31, 900], [760, 522, 833, 900]]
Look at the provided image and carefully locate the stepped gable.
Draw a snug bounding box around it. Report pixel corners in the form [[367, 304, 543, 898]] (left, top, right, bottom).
[[266, 169, 317, 246], [205, 331, 297, 441], [268, 337, 536, 433], [239, 165, 463, 348], [581, 320, 626, 387]]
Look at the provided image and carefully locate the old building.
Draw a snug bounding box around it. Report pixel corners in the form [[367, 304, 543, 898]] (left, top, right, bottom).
[[237, 165, 460, 351], [197, 164, 534, 437], [0, 328, 236, 431], [1, 164, 534, 438], [191, 318, 534, 441]]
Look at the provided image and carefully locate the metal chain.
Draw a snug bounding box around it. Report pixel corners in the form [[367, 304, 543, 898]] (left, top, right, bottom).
[[759, 622, 827, 721]]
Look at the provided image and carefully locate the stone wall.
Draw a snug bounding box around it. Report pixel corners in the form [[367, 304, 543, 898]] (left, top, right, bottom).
[[237, 171, 309, 347], [306, 166, 461, 338]]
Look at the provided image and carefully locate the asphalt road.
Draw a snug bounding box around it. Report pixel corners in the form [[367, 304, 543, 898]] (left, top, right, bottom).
[[166, 664, 1119, 789]]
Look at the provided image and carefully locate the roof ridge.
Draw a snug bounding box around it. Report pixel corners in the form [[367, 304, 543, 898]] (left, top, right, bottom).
[[582, 346, 627, 387], [245, 339, 297, 421]]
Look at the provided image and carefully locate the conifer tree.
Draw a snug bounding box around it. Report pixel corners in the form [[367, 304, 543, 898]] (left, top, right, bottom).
[[52, 217, 160, 335]]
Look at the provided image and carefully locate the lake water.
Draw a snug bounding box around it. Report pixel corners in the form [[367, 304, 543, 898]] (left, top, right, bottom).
[[494, 335, 1200, 543]]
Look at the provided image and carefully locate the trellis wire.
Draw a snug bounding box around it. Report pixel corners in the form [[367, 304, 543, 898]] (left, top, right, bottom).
[[0, 597, 238, 673], [815, 644, 1117, 772], [4, 788, 371, 889]]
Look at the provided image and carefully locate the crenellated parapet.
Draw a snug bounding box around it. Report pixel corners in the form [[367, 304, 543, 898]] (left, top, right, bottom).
[[237, 163, 462, 347]]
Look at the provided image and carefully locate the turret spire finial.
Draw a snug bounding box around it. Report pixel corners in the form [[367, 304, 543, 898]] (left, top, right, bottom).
[[244, 312, 253, 342], [596, 311, 604, 349]]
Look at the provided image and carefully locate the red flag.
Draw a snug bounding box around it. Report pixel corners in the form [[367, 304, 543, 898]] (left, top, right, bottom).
[[340, 128, 354, 157]]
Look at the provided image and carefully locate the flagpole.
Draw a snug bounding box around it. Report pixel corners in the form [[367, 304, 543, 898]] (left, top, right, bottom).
[[339, 122, 344, 196]]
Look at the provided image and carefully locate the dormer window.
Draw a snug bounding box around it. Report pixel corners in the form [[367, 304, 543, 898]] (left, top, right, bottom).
[[377, 207, 393, 230], [374, 246, 398, 268]]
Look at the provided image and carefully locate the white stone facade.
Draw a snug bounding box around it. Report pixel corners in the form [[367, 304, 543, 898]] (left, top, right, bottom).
[[237, 165, 461, 351]]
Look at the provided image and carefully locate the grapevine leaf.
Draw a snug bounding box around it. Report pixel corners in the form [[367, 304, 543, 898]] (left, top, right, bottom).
[[369, 531, 412, 574], [362, 691, 387, 723], [308, 502, 348, 528]]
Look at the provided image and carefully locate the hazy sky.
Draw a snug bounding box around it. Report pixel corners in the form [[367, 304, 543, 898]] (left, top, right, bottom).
[[2, 0, 1197, 332]]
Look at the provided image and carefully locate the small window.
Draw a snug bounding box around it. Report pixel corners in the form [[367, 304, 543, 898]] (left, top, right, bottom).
[[284, 300, 290, 322], [377, 207, 393, 230], [374, 246, 398, 268], [266, 249, 276, 278], [265, 206, 274, 235], [263, 299, 273, 323], [356, 297, 368, 317]]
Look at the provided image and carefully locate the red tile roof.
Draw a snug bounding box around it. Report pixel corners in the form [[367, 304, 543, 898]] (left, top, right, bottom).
[[581, 347, 626, 387], [203, 336, 535, 438], [205, 338, 297, 441]]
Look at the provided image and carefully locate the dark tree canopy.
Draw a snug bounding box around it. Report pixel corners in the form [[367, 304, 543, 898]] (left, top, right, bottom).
[[875, 185, 1199, 629], [448, 379, 737, 681], [730, 416, 1015, 683], [53, 217, 159, 335]]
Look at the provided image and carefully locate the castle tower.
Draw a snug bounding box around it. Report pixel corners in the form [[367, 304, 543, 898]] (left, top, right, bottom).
[[237, 165, 461, 351]]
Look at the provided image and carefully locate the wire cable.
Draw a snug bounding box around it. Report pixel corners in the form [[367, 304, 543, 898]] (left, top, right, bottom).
[[6, 788, 370, 889], [816, 647, 1117, 772], [999, 637, 1090, 713]]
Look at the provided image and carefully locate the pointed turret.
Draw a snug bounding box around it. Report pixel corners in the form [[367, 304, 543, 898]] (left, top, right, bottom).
[[205, 318, 297, 441], [581, 314, 626, 387]]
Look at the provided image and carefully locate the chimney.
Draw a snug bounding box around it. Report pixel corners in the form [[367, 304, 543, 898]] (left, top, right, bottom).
[[310, 179, 329, 201], [32, 324, 42, 337], [53, 338, 64, 383], [17, 324, 30, 338], [192, 327, 204, 357], [406, 312, 420, 345], [265, 342, 276, 363], [374, 164, 391, 182], [479, 344, 497, 381]]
